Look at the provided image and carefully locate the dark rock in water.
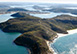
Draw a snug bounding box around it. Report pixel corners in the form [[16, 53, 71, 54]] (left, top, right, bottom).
[[0, 12, 77, 54]]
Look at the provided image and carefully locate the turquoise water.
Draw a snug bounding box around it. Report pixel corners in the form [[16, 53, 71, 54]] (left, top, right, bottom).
[[51, 33, 77, 54], [0, 14, 28, 54]]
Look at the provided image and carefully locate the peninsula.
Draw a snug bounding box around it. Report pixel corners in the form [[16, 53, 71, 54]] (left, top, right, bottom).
[[0, 12, 77, 54]]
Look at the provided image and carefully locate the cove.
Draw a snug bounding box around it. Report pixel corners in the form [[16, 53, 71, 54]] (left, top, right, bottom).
[[0, 14, 28, 54]]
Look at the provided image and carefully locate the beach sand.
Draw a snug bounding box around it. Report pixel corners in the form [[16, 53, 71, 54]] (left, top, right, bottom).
[[46, 29, 77, 54], [57, 29, 77, 38]]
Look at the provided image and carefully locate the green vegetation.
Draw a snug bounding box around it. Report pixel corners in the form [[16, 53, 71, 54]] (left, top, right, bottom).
[[0, 12, 77, 54], [49, 15, 77, 30]]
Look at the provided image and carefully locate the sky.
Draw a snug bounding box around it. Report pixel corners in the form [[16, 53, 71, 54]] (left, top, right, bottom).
[[0, 0, 77, 4]]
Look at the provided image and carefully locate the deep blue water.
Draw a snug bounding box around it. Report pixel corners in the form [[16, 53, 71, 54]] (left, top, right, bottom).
[[0, 14, 28, 54], [51, 33, 77, 54]]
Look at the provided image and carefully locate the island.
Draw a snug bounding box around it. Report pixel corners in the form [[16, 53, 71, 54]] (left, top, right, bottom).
[[7, 8, 28, 12], [43, 8, 77, 15], [0, 12, 77, 54]]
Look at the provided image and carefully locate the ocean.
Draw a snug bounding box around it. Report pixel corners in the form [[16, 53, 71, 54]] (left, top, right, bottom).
[[51, 33, 77, 54]]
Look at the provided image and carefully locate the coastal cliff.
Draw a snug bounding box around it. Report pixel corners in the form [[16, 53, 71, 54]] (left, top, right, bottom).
[[0, 12, 77, 54]]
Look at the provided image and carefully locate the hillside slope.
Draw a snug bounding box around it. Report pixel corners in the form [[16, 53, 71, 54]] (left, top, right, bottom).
[[0, 12, 77, 54]]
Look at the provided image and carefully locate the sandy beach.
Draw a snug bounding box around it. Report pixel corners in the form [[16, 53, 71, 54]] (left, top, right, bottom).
[[46, 29, 77, 54], [57, 29, 77, 38]]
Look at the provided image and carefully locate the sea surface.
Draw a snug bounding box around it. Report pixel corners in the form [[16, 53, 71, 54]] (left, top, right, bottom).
[[30, 12, 77, 18], [0, 14, 28, 54], [51, 33, 77, 54], [0, 14, 13, 23]]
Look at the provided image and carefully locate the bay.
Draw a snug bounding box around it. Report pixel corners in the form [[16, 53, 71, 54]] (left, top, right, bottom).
[[0, 14, 28, 54]]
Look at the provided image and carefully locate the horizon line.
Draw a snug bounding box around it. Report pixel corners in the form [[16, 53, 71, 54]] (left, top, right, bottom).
[[0, 2, 77, 4]]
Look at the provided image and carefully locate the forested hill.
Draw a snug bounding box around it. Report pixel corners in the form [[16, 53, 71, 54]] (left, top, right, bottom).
[[0, 12, 77, 54]]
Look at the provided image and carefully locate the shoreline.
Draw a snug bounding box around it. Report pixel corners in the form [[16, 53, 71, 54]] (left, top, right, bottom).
[[46, 29, 77, 54]]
